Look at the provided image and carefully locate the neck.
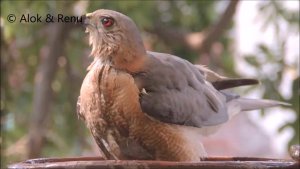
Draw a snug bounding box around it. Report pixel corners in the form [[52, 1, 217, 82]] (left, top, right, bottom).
[[110, 49, 147, 73]]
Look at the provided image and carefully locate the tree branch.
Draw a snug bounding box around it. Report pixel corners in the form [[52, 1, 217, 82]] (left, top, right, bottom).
[[198, 0, 240, 54], [146, 0, 240, 55], [28, 22, 71, 158]]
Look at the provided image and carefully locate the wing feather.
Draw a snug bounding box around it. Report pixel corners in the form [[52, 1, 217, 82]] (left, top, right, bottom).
[[138, 52, 228, 128]]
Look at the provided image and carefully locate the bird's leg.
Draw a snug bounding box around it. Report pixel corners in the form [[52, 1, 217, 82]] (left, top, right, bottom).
[[93, 134, 119, 160], [106, 129, 124, 160]]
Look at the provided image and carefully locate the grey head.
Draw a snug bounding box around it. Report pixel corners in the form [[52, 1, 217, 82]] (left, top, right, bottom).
[[84, 9, 146, 65]]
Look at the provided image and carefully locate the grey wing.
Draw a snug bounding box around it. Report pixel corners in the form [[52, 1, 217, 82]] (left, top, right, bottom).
[[138, 52, 228, 128]]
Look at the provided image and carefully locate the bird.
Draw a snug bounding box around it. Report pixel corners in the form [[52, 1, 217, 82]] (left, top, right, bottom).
[[77, 9, 289, 161]]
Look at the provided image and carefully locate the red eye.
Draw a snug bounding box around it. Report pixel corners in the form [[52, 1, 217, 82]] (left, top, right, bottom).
[[101, 17, 114, 28]]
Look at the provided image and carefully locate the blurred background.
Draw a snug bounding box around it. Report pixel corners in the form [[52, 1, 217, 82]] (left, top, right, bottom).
[[1, 0, 299, 167]]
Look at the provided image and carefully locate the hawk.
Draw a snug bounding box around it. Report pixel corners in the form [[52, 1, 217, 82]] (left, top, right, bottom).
[[77, 9, 288, 161]]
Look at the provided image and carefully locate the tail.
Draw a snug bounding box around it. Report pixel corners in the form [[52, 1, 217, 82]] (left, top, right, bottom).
[[226, 97, 290, 120], [212, 78, 259, 90], [197, 97, 290, 136], [236, 98, 290, 111]]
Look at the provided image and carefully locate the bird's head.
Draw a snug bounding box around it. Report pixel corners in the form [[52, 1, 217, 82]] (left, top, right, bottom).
[[84, 9, 146, 66]]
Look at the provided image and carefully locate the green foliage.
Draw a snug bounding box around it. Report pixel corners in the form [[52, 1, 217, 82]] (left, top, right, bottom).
[[244, 1, 299, 147], [279, 77, 300, 147]]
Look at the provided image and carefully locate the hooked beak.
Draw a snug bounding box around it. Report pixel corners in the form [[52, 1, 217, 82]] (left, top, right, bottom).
[[81, 13, 92, 26], [82, 13, 89, 26], [83, 13, 96, 32]]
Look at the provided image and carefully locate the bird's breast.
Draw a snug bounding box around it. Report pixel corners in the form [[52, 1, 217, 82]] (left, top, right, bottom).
[[97, 63, 143, 134]]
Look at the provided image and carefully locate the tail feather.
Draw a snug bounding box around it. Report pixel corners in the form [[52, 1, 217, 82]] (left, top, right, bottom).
[[194, 98, 290, 136], [226, 97, 290, 120], [212, 78, 259, 90], [236, 98, 290, 111]]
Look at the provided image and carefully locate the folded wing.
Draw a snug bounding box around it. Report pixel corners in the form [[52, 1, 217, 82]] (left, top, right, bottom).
[[138, 52, 229, 128]]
